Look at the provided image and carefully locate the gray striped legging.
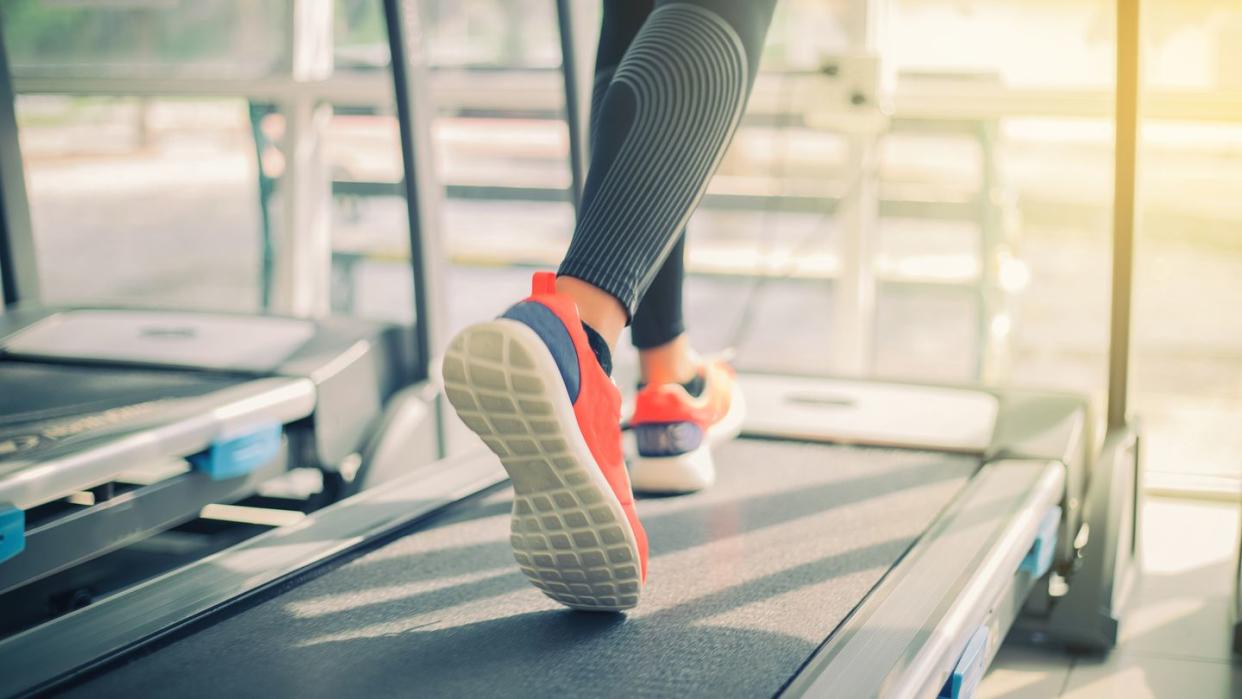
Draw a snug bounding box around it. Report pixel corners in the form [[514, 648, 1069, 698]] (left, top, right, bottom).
[[558, 0, 777, 349]]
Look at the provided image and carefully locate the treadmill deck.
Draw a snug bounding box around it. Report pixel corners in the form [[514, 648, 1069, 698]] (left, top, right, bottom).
[[71, 440, 977, 698]]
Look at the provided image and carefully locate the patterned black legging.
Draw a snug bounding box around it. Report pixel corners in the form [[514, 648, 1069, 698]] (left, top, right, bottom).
[[558, 0, 777, 348]]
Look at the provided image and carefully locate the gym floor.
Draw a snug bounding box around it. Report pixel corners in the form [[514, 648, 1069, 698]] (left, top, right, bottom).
[[978, 497, 1242, 698]]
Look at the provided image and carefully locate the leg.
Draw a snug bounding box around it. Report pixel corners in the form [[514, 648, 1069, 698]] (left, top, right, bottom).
[[591, 0, 694, 381], [557, 0, 654, 349], [442, 1, 777, 604], [557, 0, 777, 349], [632, 235, 699, 386], [589, 0, 654, 146], [609, 0, 690, 385]]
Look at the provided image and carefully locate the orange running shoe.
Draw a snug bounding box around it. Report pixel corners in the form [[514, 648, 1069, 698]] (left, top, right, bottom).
[[628, 357, 745, 493], [442, 272, 647, 611]]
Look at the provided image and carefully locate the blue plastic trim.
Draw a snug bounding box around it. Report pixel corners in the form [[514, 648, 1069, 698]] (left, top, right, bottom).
[[501, 301, 581, 403], [188, 422, 282, 481], [1019, 506, 1062, 578], [939, 624, 990, 699], [0, 504, 25, 564]]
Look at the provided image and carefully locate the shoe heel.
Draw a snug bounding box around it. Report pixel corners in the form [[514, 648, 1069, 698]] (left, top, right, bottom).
[[442, 321, 644, 611], [630, 443, 716, 494]]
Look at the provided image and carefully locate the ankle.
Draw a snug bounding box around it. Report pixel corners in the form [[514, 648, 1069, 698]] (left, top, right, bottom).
[[638, 335, 699, 386], [555, 275, 626, 348]]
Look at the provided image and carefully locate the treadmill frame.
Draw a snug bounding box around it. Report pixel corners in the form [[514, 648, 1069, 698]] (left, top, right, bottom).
[[782, 458, 1066, 697], [0, 448, 506, 698], [0, 0, 1149, 694], [1009, 0, 1144, 655], [0, 18, 39, 309], [1235, 511, 1242, 656], [0, 381, 1082, 698], [0, 446, 290, 598], [0, 1, 445, 683]]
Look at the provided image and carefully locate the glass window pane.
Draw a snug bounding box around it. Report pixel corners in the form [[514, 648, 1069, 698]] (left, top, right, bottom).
[[326, 103, 412, 322], [1132, 2, 1242, 489], [4, 0, 418, 322], [889, 0, 1114, 88], [3, 0, 289, 79], [414, 1, 579, 336], [334, 0, 390, 72], [14, 94, 264, 311]]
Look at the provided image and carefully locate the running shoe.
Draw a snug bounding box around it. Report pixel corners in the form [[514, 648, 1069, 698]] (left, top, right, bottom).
[[442, 272, 647, 611], [628, 357, 745, 493]]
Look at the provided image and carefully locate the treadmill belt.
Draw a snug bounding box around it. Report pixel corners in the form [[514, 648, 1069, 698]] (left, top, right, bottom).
[[72, 440, 977, 698]]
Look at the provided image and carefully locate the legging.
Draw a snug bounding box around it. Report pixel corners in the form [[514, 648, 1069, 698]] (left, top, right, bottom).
[[557, 0, 777, 349]]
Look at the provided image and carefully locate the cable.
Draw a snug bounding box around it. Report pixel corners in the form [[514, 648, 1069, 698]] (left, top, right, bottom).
[[725, 61, 843, 351]]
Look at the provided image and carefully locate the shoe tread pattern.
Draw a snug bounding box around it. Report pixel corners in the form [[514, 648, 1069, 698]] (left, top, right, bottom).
[[443, 322, 641, 611]]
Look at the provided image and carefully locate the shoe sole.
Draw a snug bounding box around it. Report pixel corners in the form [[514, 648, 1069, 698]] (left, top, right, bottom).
[[442, 319, 643, 612], [630, 385, 746, 494]]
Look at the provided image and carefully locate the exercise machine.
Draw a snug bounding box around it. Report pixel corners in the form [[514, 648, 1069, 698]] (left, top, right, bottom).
[[0, 1, 1144, 697], [0, 20, 439, 635]]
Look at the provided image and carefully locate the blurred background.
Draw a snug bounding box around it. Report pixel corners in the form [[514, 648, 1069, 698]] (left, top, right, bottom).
[[1, 0, 1239, 498]]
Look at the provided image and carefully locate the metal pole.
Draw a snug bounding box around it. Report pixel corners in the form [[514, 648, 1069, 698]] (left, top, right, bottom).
[[1108, 0, 1140, 429], [555, 0, 589, 210], [269, 0, 334, 317], [0, 19, 40, 308], [383, 0, 445, 387], [272, 96, 333, 316], [830, 0, 887, 376]]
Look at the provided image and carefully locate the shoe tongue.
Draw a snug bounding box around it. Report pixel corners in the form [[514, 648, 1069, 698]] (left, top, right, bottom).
[[532, 271, 558, 295]]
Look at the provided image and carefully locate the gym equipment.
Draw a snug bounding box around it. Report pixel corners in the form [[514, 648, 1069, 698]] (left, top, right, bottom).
[[0, 1, 1144, 696], [0, 307, 434, 599]]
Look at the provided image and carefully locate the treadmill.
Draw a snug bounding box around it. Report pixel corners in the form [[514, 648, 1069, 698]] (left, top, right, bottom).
[[0, 307, 435, 595], [0, 19, 438, 637], [0, 1, 1144, 697], [0, 378, 1137, 698]]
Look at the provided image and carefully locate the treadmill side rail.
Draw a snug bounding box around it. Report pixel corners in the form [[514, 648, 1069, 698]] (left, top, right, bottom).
[[1018, 506, 1061, 579], [938, 624, 989, 699], [782, 459, 1065, 698], [0, 377, 315, 510], [0, 448, 506, 698], [0, 450, 289, 596]]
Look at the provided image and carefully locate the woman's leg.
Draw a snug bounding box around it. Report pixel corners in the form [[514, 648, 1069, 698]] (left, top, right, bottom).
[[441, 1, 777, 608], [592, 2, 694, 384], [631, 236, 697, 385], [558, 0, 655, 349], [589, 0, 692, 382], [557, 0, 777, 351], [589, 0, 653, 143]]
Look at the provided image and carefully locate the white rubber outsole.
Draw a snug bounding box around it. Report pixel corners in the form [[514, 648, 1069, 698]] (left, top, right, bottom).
[[629, 385, 747, 495], [442, 319, 643, 612]]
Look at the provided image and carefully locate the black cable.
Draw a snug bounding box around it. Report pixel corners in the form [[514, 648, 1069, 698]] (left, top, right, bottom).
[[726, 58, 839, 351]]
